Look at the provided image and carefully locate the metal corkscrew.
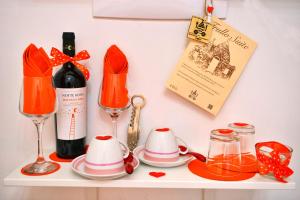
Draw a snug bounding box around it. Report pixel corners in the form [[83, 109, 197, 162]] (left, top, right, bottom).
[[127, 95, 146, 152]]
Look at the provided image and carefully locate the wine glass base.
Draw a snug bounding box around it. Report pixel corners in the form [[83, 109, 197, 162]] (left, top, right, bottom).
[[21, 161, 60, 176]]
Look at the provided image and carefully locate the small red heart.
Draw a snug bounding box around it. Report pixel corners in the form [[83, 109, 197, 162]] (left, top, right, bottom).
[[124, 152, 134, 163], [96, 135, 112, 140], [155, 128, 170, 132], [207, 6, 214, 14], [149, 172, 166, 178], [218, 129, 233, 134], [125, 163, 134, 174], [178, 145, 187, 152], [233, 122, 249, 127]]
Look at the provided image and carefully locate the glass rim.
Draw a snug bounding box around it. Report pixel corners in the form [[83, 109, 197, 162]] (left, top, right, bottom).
[[228, 123, 255, 133], [211, 129, 237, 136], [99, 102, 131, 112], [255, 143, 293, 154], [210, 129, 240, 141]]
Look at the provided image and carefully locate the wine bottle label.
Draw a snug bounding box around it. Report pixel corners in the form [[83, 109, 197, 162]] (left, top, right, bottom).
[[56, 87, 87, 140]]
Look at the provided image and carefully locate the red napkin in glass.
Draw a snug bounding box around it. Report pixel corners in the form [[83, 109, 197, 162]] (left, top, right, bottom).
[[100, 45, 129, 108], [23, 44, 55, 114]]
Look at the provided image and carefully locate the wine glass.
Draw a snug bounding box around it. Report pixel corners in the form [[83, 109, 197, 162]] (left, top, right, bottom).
[[19, 77, 60, 175], [99, 103, 131, 138], [98, 71, 131, 138]]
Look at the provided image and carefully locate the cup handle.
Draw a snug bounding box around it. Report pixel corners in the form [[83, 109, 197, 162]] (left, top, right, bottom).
[[119, 141, 130, 158], [176, 137, 189, 154]]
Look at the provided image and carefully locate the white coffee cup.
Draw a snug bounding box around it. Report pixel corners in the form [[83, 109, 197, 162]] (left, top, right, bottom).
[[85, 135, 129, 174], [144, 128, 188, 162]]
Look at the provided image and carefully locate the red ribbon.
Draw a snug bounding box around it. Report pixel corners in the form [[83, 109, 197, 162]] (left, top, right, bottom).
[[50, 47, 90, 80], [256, 142, 293, 183]]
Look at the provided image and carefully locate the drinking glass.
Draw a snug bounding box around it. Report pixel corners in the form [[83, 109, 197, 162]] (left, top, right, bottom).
[[228, 122, 257, 172], [207, 129, 241, 175], [99, 104, 131, 138], [255, 142, 293, 177], [228, 123, 255, 156], [19, 77, 60, 175]]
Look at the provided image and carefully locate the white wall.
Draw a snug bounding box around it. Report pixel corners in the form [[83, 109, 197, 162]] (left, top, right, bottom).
[[1, 0, 299, 199]]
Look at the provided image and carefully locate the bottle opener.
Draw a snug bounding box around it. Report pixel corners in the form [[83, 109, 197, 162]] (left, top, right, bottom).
[[127, 95, 146, 152]]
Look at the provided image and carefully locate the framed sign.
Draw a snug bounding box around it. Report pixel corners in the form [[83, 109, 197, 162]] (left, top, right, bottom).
[[93, 0, 228, 19]]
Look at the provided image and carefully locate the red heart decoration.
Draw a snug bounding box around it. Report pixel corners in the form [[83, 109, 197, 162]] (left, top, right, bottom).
[[207, 6, 214, 14], [124, 152, 134, 163], [155, 128, 170, 132], [234, 122, 249, 127], [96, 135, 112, 140], [149, 172, 166, 178], [218, 129, 233, 134]]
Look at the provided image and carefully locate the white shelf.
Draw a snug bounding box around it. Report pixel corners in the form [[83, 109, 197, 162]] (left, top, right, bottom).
[[4, 152, 295, 189]]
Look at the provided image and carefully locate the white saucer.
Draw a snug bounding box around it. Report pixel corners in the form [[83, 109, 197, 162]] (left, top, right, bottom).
[[133, 145, 193, 168], [71, 154, 140, 180]]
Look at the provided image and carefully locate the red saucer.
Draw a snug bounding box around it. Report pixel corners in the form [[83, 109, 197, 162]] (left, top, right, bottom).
[[188, 160, 256, 181], [21, 162, 60, 176], [49, 145, 89, 163], [210, 154, 258, 173], [240, 154, 258, 173], [49, 152, 73, 162]]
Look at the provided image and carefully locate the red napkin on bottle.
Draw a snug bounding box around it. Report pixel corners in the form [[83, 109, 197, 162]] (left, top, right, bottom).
[[100, 45, 129, 108], [23, 44, 56, 114]]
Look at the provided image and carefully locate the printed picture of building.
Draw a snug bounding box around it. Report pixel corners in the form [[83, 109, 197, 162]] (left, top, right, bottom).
[[188, 40, 236, 79]]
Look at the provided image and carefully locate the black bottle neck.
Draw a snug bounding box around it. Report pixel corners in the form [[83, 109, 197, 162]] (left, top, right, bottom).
[[62, 32, 75, 69], [63, 61, 75, 69], [63, 40, 75, 57]]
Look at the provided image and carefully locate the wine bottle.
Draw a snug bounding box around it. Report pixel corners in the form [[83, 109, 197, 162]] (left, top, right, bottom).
[[54, 32, 86, 158]]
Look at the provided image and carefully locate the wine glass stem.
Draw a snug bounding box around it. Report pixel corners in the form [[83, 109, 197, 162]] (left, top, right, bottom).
[[33, 118, 46, 164], [112, 116, 118, 138]]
